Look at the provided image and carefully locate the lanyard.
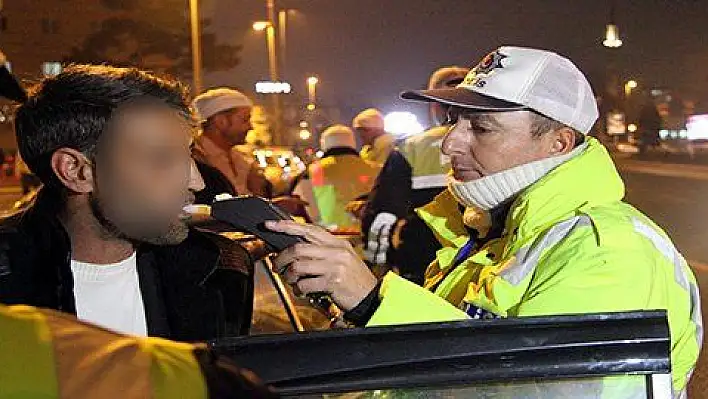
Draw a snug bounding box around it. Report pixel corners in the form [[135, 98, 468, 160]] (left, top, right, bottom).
[[452, 237, 476, 268], [430, 235, 477, 293]]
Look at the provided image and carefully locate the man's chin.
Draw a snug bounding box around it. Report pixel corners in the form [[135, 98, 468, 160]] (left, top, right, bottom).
[[133, 222, 190, 246]]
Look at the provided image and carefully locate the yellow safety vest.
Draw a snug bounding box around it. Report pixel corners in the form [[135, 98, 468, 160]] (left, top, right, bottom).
[[399, 126, 451, 190], [367, 138, 701, 395], [310, 154, 381, 229], [0, 304, 207, 399], [360, 134, 396, 166]]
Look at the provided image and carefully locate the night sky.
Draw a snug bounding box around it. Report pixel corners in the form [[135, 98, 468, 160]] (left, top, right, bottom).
[[202, 0, 708, 123]]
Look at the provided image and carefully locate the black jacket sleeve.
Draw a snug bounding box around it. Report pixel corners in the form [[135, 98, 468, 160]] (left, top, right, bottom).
[[361, 150, 413, 238], [0, 66, 27, 103]]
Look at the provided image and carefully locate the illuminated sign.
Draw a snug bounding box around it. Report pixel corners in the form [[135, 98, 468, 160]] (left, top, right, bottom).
[[42, 62, 62, 77], [606, 112, 626, 136], [255, 81, 292, 94], [686, 114, 708, 140]]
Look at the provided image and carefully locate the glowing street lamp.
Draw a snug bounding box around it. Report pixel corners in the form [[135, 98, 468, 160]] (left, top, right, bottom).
[[602, 1, 623, 49], [252, 21, 270, 31], [624, 80, 638, 96], [307, 76, 318, 109], [603, 24, 623, 48]]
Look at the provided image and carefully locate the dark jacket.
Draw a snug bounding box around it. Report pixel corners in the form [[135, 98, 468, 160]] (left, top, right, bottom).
[[195, 159, 237, 205], [0, 65, 27, 103], [0, 190, 254, 342], [362, 150, 444, 285]]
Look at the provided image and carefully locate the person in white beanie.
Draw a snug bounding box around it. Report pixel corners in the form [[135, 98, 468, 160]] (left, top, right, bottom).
[[353, 108, 395, 165], [292, 125, 380, 230], [192, 87, 270, 202], [268, 46, 700, 396]]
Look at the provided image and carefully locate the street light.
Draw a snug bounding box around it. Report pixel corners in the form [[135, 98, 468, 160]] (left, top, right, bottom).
[[252, 21, 277, 82], [252, 21, 270, 31], [253, 15, 282, 144], [603, 2, 623, 48], [625, 80, 638, 96], [307, 76, 318, 109], [299, 129, 311, 140], [603, 24, 623, 48]]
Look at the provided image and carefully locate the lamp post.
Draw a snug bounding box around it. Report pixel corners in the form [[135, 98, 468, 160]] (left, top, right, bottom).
[[252, 21, 278, 82], [307, 76, 318, 110], [253, 18, 283, 144], [188, 0, 202, 94], [603, 1, 623, 48], [624, 80, 638, 97], [279, 10, 288, 80]]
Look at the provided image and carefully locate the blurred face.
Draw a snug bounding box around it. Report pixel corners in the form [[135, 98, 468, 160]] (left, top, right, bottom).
[[91, 103, 205, 245], [215, 107, 252, 146], [441, 108, 556, 182]]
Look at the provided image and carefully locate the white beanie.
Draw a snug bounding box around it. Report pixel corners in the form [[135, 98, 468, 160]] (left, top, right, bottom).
[[320, 124, 357, 152], [352, 108, 385, 130], [192, 87, 253, 121]]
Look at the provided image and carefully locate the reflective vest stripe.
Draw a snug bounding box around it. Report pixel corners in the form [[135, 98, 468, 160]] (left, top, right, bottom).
[[631, 217, 703, 397], [500, 215, 593, 285], [412, 174, 448, 190]]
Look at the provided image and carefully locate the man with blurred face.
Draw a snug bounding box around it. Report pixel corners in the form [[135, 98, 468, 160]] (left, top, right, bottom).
[[192, 88, 270, 202], [268, 47, 702, 395], [0, 65, 254, 340]]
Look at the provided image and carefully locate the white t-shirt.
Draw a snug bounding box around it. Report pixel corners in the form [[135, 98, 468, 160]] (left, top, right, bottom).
[[71, 252, 148, 336]]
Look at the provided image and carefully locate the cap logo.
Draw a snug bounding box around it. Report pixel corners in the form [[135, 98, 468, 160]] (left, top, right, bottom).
[[462, 50, 507, 88]]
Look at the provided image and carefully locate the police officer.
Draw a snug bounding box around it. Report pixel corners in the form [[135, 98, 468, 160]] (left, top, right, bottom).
[[362, 66, 468, 284], [354, 108, 395, 165], [0, 304, 277, 398], [292, 125, 380, 230], [268, 46, 702, 396]]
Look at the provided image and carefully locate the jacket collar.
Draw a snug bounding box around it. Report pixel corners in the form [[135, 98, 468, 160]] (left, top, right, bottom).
[[418, 138, 624, 247], [508, 137, 624, 239], [7, 189, 223, 316], [322, 147, 360, 158]]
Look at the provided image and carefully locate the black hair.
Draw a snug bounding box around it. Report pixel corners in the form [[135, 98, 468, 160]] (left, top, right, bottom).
[[15, 64, 191, 190]]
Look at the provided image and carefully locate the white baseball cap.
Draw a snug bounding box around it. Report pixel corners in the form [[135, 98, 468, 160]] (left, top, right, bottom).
[[192, 87, 253, 121], [320, 124, 357, 152], [353, 108, 385, 130], [402, 46, 599, 134]]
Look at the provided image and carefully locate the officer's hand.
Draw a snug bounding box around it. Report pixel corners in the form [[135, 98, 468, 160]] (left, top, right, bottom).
[[266, 220, 378, 311]]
